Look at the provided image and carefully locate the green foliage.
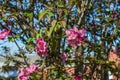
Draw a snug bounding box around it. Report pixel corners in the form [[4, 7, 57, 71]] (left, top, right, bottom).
[[0, 0, 120, 80]]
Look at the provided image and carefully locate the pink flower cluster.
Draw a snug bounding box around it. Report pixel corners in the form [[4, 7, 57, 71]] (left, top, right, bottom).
[[74, 75, 82, 80], [65, 27, 86, 48], [35, 38, 48, 57], [18, 65, 38, 80], [59, 52, 68, 64], [0, 29, 10, 40], [109, 48, 120, 67]]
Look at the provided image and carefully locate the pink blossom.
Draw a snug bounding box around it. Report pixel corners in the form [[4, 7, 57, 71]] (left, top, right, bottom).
[[18, 75, 29, 80], [108, 50, 120, 79], [26, 65, 38, 74], [78, 29, 86, 37], [18, 69, 29, 80], [109, 51, 120, 67], [65, 27, 86, 48], [59, 52, 68, 64], [112, 11, 118, 19], [74, 75, 82, 80], [35, 38, 48, 57], [18, 65, 38, 80], [0, 29, 10, 40], [113, 47, 118, 53]]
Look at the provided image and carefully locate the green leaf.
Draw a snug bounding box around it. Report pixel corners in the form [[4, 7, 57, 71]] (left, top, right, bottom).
[[36, 30, 42, 39], [65, 78, 72, 80], [51, 20, 57, 27], [58, 4, 65, 8], [38, 9, 48, 21], [47, 20, 57, 38], [107, 17, 112, 22], [15, 34, 20, 38], [4, 61, 10, 66], [26, 38, 35, 43], [88, 3, 93, 9], [56, 77, 63, 80], [54, 22, 61, 32], [48, 11, 54, 17], [24, 12, 33, 20], [8, 37, 15, 42]]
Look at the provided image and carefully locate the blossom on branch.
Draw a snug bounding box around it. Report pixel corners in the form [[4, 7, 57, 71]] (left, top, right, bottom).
[[65, 27, 86, 48], [26, 65, 38, 74], [59, 52, 68, 64], [18, 68, 29, 80], [35, 38, 48, 57], [0, 29, 10, 40], [73, 75, 82, 80], [109, 48, 120, 67], [18, 65, 38, 80]]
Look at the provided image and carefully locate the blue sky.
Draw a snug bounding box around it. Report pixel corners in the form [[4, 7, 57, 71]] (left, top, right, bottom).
[[0, 38, 25, 56]]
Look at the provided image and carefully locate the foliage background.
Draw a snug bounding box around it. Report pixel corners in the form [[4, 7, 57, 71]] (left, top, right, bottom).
[[0, 0, 120, 80]]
